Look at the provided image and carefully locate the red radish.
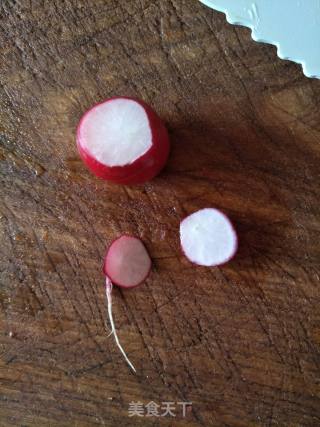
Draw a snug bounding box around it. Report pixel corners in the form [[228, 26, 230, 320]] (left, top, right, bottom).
[[180, 208, 238, 267], [103, 235, 152, 372], [77, 97, 170, 184]]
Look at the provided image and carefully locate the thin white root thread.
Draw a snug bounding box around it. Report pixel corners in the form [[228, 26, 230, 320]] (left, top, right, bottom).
[[105, 277, 136, 373]]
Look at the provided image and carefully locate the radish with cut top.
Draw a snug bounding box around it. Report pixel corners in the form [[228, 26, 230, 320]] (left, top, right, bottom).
[[77, 97, 170, 184], [103, 235, 152, 372], [180, 208, 238, 267]]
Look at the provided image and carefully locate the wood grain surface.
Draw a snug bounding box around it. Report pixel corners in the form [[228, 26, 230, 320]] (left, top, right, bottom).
[[1, 1, 320, 426]]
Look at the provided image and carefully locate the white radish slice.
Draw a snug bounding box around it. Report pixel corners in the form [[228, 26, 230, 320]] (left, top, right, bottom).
[[180, 208, 238, 267], [103, 235, 152, 373]]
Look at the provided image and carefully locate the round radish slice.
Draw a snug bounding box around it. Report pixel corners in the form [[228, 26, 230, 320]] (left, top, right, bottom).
[[104, 235, 151, 288], [77, 97, 170, 184], [180, 208, 238, 267], [103, 235, 152, 373]]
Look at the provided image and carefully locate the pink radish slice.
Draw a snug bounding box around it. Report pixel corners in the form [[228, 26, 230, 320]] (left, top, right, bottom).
[[180, 208, 238, 267], [103, 235, 151, 373], [77, 97, 170, 184], [104, 235, 151, 288]]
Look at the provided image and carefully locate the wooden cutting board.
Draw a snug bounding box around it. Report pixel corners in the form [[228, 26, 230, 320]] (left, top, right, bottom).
[[0, 1, 319, 426]]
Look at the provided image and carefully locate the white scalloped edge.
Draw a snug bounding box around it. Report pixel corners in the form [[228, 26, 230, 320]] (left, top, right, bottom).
[[200, 0, 320, 79]]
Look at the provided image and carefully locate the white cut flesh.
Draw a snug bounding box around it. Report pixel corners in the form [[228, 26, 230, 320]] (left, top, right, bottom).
[[80, 98, 152, 167], [180, 208, 237, 266]]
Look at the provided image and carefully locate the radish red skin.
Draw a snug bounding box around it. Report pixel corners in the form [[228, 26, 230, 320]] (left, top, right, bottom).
[[77, 97, 170, 185], [180, 208, 238, 267], [104, 235, 152, 289]]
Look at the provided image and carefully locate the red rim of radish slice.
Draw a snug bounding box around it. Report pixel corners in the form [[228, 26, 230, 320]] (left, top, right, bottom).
[[180, 208, 238, 267], [76, 97, 170, 185], [103, 234, 152, 289]]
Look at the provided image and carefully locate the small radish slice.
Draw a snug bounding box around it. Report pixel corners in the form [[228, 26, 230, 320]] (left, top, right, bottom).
[[103, 235, 152, 373], [104, 235, 151, 288], [180, 208, 238, 267], [77, 97, 170, 184]]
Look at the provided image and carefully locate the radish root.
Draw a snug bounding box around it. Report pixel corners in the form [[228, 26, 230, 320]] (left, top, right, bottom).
[[105, 277, 136, 373]]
